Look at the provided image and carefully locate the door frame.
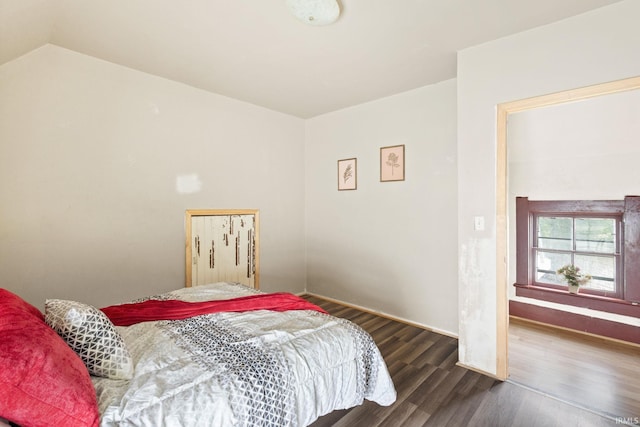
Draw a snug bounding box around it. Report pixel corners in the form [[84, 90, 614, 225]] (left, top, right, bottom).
[[494, 75, 640, 379]]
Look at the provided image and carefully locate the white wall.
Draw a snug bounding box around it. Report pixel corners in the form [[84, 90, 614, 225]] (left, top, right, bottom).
[[305, 79, 458, 336], [0, 45, 307, 309], [457, 0, 640, 375], [1, 43, 460, 338], [508, 90, 640, 205]]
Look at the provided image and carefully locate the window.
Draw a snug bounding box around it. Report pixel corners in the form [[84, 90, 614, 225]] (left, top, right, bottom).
[[534, 214, 622, 298], [515, 196, 640, 316]]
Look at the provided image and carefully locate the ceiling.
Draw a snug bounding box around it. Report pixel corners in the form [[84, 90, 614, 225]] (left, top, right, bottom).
[[0, 0, 623, 118]]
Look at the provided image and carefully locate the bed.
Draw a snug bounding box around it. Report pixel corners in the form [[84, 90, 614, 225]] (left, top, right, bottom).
[[0, 283, 396, 427]]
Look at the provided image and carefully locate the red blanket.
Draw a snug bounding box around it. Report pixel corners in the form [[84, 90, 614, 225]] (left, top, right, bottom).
[[101, 292, 328, 326]]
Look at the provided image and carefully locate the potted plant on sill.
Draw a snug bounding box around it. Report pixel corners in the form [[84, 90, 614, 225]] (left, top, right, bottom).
[[557, 264, 591, 294]]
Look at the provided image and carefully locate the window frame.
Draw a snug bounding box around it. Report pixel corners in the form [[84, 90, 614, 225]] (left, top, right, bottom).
[[531, 211, 623, 299], [515, 197, 640, 317]]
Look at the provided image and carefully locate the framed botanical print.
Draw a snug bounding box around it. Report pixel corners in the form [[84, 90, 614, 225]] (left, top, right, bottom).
[[337, 158, 357, 190], [380, 144, 405, 182]]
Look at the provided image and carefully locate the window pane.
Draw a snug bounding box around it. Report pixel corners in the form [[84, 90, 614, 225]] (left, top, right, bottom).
[[535, 250, 571, 285], [537, 217, 573, 250], [575, 218, 616, 253], [575, 255, 615, 292]]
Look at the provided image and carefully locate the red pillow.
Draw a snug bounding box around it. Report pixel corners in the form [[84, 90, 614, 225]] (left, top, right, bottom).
[[0, 289, 100, 427]]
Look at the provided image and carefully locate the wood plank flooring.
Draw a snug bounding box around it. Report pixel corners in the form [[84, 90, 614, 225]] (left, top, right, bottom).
[[508, 317, 640, 421], [302, 294, 620, 427]]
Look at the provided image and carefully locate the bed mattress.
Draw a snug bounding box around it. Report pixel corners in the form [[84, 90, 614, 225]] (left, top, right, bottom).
[[93, 282, 396, 426]]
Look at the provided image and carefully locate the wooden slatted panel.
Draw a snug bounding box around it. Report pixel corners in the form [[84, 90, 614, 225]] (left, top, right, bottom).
[[186, 210, 259, 289]]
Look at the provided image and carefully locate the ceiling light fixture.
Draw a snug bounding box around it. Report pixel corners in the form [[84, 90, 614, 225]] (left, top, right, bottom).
[[286, 0, 340, 26]]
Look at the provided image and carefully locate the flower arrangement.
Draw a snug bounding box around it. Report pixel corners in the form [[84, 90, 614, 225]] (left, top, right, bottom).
[[556, 264, 592, 289]]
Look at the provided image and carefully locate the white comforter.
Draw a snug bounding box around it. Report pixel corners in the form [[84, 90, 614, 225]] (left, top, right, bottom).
[[93, 283, 396, 426]]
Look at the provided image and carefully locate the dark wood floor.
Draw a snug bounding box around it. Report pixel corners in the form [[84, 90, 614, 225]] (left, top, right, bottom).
[[302, 294, 619, 427], [509, 317, 640, 421]]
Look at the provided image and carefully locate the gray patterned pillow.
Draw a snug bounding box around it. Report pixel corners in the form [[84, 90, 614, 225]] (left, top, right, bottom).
[[45, 299, 134, 380]]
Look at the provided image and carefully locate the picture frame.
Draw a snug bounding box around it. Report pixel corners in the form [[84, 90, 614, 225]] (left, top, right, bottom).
[[337, 158, 357, 191], [380, 144, 405, 182]]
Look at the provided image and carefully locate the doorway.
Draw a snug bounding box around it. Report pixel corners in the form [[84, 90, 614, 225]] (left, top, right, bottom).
[[494, 75, 640, 379]]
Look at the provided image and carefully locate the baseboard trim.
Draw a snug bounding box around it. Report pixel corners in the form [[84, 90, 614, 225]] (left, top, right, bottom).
[[301, 292, 458, 339], [509, 300, 640, 346]]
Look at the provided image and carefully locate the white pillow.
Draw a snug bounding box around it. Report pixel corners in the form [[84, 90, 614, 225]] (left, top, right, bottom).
[[45, 299, 134, 380]]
